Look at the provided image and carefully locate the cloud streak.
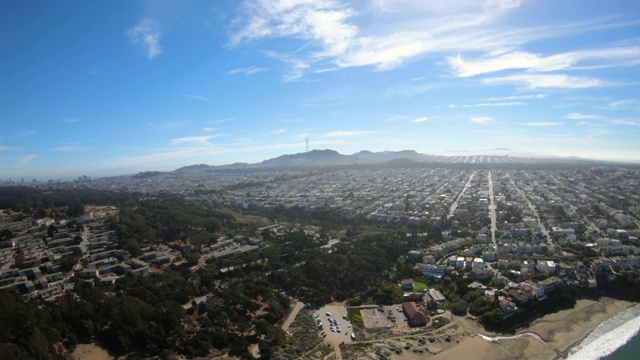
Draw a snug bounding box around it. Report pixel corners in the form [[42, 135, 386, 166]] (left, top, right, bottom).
[[483, 74, 603, 89], [463, 102, 525, 108], [525, 122, 561, 126], [227, 66, 270, 75], [183, 94, 209, 101], [566, 113, 605, 120], [448, 45, 640, 77], [470, 116, 494, 124], [16, 154, 36, 168], [53, 146, 93, 152], [323, 130, 378, 137], [171, 136, 218, 145]]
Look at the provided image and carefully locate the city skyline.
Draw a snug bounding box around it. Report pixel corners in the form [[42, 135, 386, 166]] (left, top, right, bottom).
[[2, 0, 640, 178]]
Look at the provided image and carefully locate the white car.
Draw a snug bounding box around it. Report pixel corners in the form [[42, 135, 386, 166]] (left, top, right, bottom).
[[326, 312, 332, 316]]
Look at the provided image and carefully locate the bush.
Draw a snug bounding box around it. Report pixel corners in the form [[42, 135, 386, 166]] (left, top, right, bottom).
[[431, 317, 450, 329], [351, 313, 363, 323]]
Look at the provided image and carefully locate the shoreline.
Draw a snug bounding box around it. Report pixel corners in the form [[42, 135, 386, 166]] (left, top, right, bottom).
[[525, 297, 633, 357], [425, 297, 634, 360]]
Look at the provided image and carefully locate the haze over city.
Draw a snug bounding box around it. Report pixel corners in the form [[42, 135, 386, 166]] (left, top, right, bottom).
[[2, 0, 640, 178]]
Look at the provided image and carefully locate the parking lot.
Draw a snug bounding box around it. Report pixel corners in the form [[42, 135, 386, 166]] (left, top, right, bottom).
[[360, 304, 410, 329], [314, 304, 354, 345]]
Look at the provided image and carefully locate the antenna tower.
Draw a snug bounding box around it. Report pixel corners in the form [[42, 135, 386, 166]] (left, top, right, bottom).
[[306, 136, 309, 152]]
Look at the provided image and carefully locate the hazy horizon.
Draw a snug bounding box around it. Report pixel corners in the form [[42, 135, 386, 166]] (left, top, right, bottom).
[[2, 0, 640, 178]]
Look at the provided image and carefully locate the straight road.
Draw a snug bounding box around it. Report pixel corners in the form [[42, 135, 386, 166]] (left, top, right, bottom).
[[488, 171, 498, 251], [448, 171, 476, 218]]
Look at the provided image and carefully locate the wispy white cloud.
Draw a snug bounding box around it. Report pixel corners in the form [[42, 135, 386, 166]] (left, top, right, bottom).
[[231, 1, 358, 58], [323, 130, 378, 137], [62, 117, 80, 123], [183, 94, 209, 101], [53, 146, 93, 152], [525, 121, 561, 126], [483, 94, 547, 101], [0, 130, 36, 141], [388, 115, 408, 122], [271, 128, 288, 134], [384, 82, 436, 97], [202, 127, 216, 132], [463, 101, 525, 107], [127, 19, 162, 59], [227, 66, 270, 75], [607, 99, 640, 112], [470, 116, 494, 124], [16, 154, 36, 168], [483, 74, 603, 89], [566, 113, 605, 120], [565, 112, 638, 126], [230, 0, 639, 82], [208, 117, 235, 124], [230, 0, 527, 78], [171, 136, 216, 145], [232, 138, 253, 145], [448, 45, 640, 77], [413, 116, 429, 123], [149, 120, 191, 130], [611, 119, 639, 126]]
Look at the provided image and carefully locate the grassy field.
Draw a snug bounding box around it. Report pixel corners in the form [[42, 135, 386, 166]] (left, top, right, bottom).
[[413, 281, 427, 292]]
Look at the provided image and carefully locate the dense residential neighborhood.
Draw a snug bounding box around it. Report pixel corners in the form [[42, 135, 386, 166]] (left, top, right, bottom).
[[1, 156, 640, 359], [3, 164, 640, 309], [0, 210, 151, 300]]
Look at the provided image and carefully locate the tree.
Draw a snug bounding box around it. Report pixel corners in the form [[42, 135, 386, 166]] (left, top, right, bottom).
[[14, 253, 25, 269], [0, 229, 13, 241], [47, 224, 57, 238], [347, 296, 362, 306], [450, 299, 468, 316], [481, 308, 503, 327]]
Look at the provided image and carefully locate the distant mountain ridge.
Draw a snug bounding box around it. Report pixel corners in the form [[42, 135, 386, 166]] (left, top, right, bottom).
[[173, 148, 615, 173]]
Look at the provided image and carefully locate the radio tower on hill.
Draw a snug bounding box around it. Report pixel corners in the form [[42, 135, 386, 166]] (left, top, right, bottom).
[[306, 136, 309, 152]]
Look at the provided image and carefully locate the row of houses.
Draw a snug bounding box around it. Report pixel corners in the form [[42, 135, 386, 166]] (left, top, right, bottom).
[[0, 211, 152, 299]]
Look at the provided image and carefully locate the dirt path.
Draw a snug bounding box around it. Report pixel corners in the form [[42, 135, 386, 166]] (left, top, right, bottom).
[[282, 300, 304, 331]]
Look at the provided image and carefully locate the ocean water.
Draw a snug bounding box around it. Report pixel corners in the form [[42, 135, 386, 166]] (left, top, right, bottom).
[[567, 304, 640, 360], [603, 331, 640, 360]]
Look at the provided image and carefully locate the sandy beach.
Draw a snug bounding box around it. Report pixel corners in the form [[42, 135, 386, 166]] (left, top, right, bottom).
[[341, 297, 634, 360], [430, 297, 633, 360], [527, 297, 633, 356]]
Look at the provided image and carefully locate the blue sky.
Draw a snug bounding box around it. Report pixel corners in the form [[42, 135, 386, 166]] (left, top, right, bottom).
[[1, 0, 640, 179]]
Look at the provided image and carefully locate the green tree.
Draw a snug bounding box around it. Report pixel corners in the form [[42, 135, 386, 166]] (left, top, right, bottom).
[[450, 299, 468, 316]]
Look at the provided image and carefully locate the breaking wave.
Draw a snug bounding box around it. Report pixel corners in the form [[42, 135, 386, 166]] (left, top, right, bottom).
[[567, 304, 640, 360]]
